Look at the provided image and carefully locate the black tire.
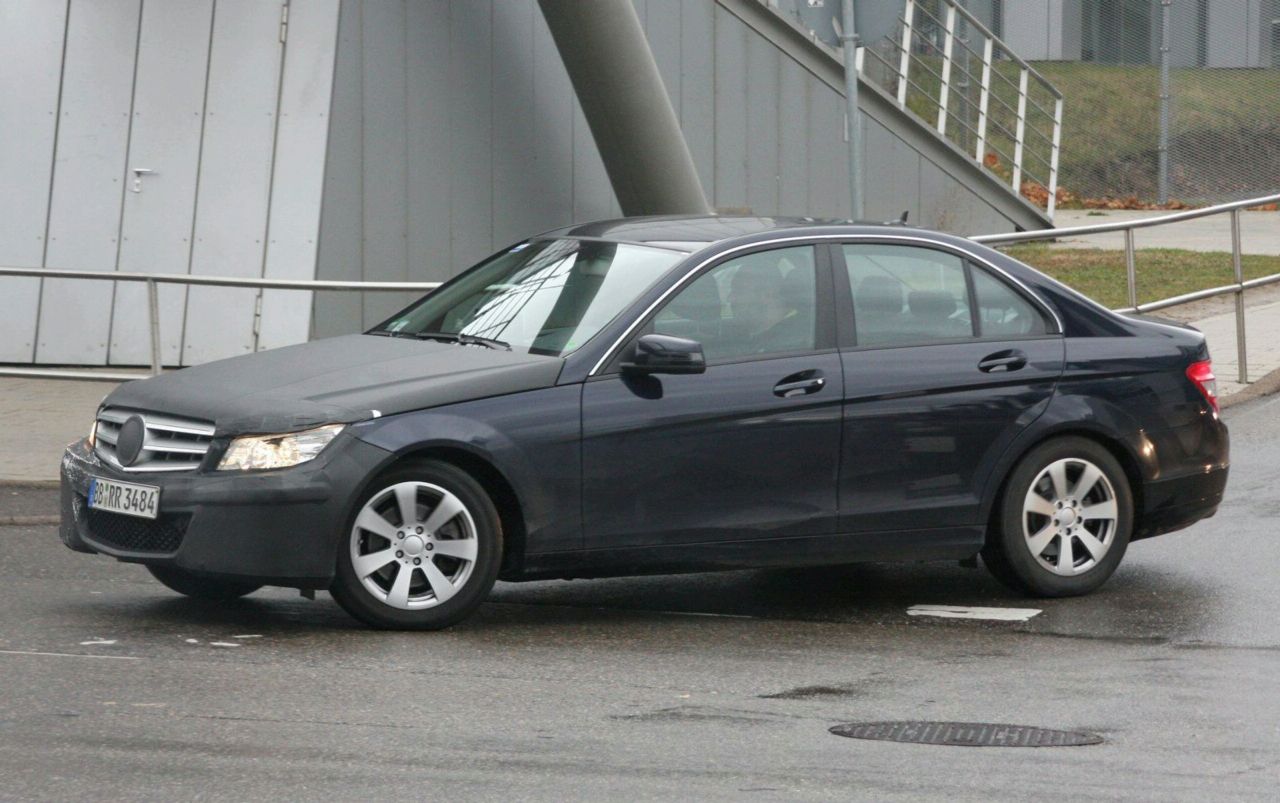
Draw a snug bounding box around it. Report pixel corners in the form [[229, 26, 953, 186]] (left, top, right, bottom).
[[147, 564, 262, 601], [982, 436, 1133, 597], [330, 459, 503, 630]]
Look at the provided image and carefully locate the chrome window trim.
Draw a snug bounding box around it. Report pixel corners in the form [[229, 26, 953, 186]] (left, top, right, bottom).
[[587, 233, 1065, 377]]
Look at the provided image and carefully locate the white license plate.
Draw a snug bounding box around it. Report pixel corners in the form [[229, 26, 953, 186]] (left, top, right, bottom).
[[88, 477, 160, 520]]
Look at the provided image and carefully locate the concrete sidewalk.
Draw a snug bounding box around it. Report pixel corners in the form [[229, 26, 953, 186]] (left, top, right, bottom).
[[1051, 209, 1280, 254], [1, 298, 1275, 485]]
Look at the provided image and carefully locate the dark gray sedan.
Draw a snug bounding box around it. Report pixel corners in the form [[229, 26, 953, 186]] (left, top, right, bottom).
[[59, 217, 1229, 629]]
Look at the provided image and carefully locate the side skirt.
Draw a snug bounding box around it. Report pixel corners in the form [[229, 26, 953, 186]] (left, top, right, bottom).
[[509, 526, 984, 582]]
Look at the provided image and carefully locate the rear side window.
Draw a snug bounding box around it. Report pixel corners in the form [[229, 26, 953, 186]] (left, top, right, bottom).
[[842, 244, 974, 347], [972, 267, 1049, 337]]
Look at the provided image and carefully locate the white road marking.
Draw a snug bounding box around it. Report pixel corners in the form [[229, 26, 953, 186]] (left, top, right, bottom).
[[908, 604, 1042, 622], [210, 642, 240, 648], [79, 639, 117, 646], [184, 639, 200, 644], [232, 634, 262, 639], [0, 649, 140, 661]]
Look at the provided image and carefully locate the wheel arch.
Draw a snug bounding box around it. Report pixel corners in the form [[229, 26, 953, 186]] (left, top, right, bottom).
[[391, 445, 529, 578], [981, 424, 1147, 544]]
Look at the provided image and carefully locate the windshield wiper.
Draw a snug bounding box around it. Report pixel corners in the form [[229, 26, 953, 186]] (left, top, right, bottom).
[[413, 331, 512, 351]]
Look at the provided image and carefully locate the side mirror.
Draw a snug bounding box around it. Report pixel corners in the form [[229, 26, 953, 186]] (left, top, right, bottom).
[[622, 333, 706, 375]]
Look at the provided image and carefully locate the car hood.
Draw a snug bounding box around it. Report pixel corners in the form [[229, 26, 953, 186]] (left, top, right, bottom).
[[102, 334, 565, 436]]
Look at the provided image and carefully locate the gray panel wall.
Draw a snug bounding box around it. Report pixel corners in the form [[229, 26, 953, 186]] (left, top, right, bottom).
[[315, 0, 1014, 339]]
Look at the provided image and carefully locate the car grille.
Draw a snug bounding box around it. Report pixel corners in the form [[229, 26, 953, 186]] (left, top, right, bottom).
[[94, 407, 216, 473], [84, 507, 190, 554]]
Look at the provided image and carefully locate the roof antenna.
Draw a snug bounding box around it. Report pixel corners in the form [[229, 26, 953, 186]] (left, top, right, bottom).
[[899, 210, 909, 224]]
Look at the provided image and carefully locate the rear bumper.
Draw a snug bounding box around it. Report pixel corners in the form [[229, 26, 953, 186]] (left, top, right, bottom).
[[1133, 464, 1228, 541], [59, 434, 393, 588]]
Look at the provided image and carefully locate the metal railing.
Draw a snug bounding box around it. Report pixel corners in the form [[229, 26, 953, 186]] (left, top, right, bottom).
[[0, 268, 440, 382], [974, 191, 1280, 385], [859, 0, 1064, 217], [3, 193, 1277, 386]]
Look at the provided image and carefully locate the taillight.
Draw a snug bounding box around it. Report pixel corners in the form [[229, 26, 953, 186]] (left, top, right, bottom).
[[1186, 360, 1219, 412]]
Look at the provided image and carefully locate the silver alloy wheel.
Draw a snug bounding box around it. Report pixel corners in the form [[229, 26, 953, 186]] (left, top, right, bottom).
[[1022, 457, 1118, 576], [349, 481, 478, 610]]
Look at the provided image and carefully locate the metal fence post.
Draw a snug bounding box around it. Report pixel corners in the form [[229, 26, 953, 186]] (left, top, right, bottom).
[[1047, 96, 1063, 220], [1124, 229, 1138, 309], [1157, 0, 1172, 205], [975, 36, 992, 162], [1012, 67, 1029, 191], [1231, 208, 1248, 384], [146, 278, 162, 376], [936, 3, 956, 135], [896, 0, 915, 106]]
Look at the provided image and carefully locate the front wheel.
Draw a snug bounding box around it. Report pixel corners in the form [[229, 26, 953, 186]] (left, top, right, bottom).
[[982, 437, 1133, 597], [330, 459, 502, 630], [147, 564, 262, 600]]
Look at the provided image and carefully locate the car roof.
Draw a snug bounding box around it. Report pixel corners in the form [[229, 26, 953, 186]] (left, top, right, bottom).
[[539, 215, 919, 253]]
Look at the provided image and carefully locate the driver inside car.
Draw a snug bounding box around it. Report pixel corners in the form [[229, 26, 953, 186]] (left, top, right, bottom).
[[727, 261, 813, 354]]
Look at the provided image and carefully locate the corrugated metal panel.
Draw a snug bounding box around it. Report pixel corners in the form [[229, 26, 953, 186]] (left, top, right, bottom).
[[745, 31, 781, 214], [108, 0, 213, 366], [404, 0, 454, 321], [359, 0, 410, 327], [713, 7, 748, 210], [777, 58, 810, 216], [0, 0, 66, 363], [257, 0, 341, 352], [36, 0, 141, 365], [312, 0, 364, 339], [447, 1, 495, 275], [180, 0, 285, 366], [678, 0, 715, 192]]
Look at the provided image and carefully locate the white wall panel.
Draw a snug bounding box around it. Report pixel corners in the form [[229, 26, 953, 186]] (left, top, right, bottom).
[[36, 0, 140, 365], [0, 0, 66, 363], [108, 0, 213, 366], [180, 0, 284, 365], [257, 0, 340, 352]]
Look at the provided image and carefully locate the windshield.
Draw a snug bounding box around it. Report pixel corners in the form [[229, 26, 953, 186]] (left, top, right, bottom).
[[371, 238, 683, 356]]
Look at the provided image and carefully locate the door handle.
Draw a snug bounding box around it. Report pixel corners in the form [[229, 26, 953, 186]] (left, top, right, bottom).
[[978, 349, 1028, 373], [774, 370, 826, 398]]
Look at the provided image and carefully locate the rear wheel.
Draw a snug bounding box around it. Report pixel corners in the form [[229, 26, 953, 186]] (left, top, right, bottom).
[[982, 437, 1133, 597], [147, 564, 261, 600], [330, 459, 502, 630]]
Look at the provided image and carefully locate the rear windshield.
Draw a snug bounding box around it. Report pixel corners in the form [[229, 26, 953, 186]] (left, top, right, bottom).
[[372, 239, 683, 356]]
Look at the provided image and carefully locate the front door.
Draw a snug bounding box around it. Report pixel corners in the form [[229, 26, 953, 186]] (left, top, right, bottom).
[[581, 244, 843, 549]]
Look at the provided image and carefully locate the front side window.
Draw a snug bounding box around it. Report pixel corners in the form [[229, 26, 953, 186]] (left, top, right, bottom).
[[375, 239, 682, 356], [843, 244, 974, 347], [652, 246, 817, 362]]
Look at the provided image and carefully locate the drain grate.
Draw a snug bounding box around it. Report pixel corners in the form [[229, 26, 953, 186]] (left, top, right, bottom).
[[830, 721, 1102, 748]]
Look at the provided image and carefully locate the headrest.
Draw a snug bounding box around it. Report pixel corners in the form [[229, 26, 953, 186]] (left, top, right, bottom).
[[856, 275, 904, 314], [908, 290, 957, 320]]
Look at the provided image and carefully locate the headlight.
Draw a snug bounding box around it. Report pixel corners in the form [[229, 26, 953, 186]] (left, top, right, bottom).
[[217, 424, 345, 471]]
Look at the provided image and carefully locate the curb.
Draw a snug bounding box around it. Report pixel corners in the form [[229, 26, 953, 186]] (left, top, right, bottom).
[[1220, 365, 1280, 410], [1, 515, 59, 526], [0, 480, 59, 490]]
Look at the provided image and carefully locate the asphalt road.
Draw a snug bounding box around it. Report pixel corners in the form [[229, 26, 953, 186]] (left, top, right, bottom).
[[2, 397, 1279, 801]]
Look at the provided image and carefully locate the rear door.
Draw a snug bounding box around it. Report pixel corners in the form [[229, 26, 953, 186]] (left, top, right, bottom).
[[833, 241, 1065, 533]]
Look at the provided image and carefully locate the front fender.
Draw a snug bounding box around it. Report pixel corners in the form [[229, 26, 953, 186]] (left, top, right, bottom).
[[349, 385, 583, 553]]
